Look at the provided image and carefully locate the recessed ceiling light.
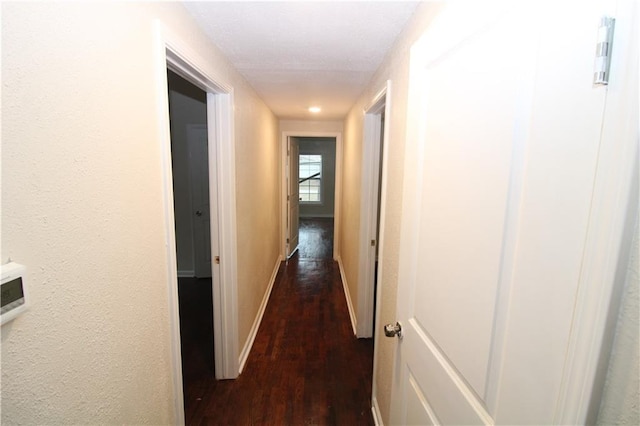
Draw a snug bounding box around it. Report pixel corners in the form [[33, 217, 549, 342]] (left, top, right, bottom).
[[308, 106, 321, 113]]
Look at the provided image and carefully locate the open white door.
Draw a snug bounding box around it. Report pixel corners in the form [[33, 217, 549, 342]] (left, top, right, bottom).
[[358, 88, 388, 338], [287, 137, 300, 257], [390, 2, 633, 424], [187, 124, 212, 278]]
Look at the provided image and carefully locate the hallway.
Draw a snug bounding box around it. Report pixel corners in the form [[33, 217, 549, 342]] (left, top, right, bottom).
[[183, 218, 374, 425]]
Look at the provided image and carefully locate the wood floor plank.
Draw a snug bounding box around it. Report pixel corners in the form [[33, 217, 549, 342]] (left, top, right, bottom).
[[180, 218, 374, 425]]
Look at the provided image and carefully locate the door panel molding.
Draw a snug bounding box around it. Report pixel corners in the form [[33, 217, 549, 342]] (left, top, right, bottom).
[[406, 319, 493, 425], [390, 2, 636, 424]]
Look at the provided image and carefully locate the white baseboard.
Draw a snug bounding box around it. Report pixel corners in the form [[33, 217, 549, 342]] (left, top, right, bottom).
[[337, 256, 357, 335], [177, 269, 195, 278], [372, 396, 384, 426], [238, 255, 283, 373]]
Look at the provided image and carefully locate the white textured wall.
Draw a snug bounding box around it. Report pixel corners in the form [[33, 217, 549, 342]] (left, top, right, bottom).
[[1, 2, 279, 423], [341, 4, 442, 423], [597, 213, 640, 425]]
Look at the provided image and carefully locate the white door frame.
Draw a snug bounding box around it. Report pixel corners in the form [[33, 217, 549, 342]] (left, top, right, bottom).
[[154, 21, 240, 423], [553, 0, 638, 421], [357, 82, 392, 338], [281, 131, 343, 260], [285, 137, 300, 258]]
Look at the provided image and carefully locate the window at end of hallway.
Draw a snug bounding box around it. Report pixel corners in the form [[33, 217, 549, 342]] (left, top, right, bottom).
[[299, 154, 322, 203]]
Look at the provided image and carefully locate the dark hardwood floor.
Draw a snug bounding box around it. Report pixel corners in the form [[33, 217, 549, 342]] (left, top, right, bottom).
[[178, 217, 374, 425], [297, 217, 334, 259], [178, 277, 215, 382]]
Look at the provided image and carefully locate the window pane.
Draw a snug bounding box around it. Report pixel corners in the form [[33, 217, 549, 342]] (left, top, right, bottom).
[[299, 154, 322, 203]]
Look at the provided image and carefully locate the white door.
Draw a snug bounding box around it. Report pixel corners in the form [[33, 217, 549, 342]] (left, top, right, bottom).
[[390, 2, 620, 424], [187, 124, 212, 278], [287, 137, 300, 257]]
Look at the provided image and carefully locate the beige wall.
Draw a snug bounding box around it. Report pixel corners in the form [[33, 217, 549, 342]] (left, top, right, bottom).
[[339, 110, 364, 321], [340, 4, 442, 424], [1, 2, 279, 424], [235, 93, 280, 348], [279, 119, 343, 135]]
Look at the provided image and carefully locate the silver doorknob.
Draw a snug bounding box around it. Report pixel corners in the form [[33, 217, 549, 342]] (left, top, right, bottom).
[[195, 210, 203, 217], [384, 322, 402, 339]]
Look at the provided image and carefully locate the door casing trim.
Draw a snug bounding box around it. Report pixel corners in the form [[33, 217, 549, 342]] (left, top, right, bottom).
[[280, 131, 343, 261], [154, 20, 240, 423], [358, 81, 392, 339]]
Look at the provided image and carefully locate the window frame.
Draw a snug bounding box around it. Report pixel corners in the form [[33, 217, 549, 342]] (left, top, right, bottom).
[[299, 153, 323, 204]]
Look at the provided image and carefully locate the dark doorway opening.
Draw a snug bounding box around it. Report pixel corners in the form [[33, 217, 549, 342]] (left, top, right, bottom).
[[167, 69, 215, 405]]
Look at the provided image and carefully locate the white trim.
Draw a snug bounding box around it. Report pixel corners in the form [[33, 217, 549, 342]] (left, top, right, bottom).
[[364, 85, 389, 114], [209, 90, 240, 380], [337, 256, 358, 335], [370, 83, 393, 426], [334, 134, 343, 261], [154, 23, 240, 425], [357, 81, 392, 338], [371, 396, 384, 426], [281, 136, 288, 258], [177, 270, 195, 278], [285, 136, 300, 257], [238, 256, 283, 373], [554, 1, 639, 423], [281, 131, 343, 261], [153, 22, 185, 425]]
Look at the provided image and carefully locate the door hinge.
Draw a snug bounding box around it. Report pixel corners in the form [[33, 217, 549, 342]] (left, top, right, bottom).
[[214, 256, 220, 264], [287, 195, 290, 201], [371, 239, 376, 247], [286, 238, 289, 244], [593, 16, 615, 86]]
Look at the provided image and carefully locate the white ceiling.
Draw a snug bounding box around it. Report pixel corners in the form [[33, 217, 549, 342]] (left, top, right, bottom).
[[183, 1, 419, 120]]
